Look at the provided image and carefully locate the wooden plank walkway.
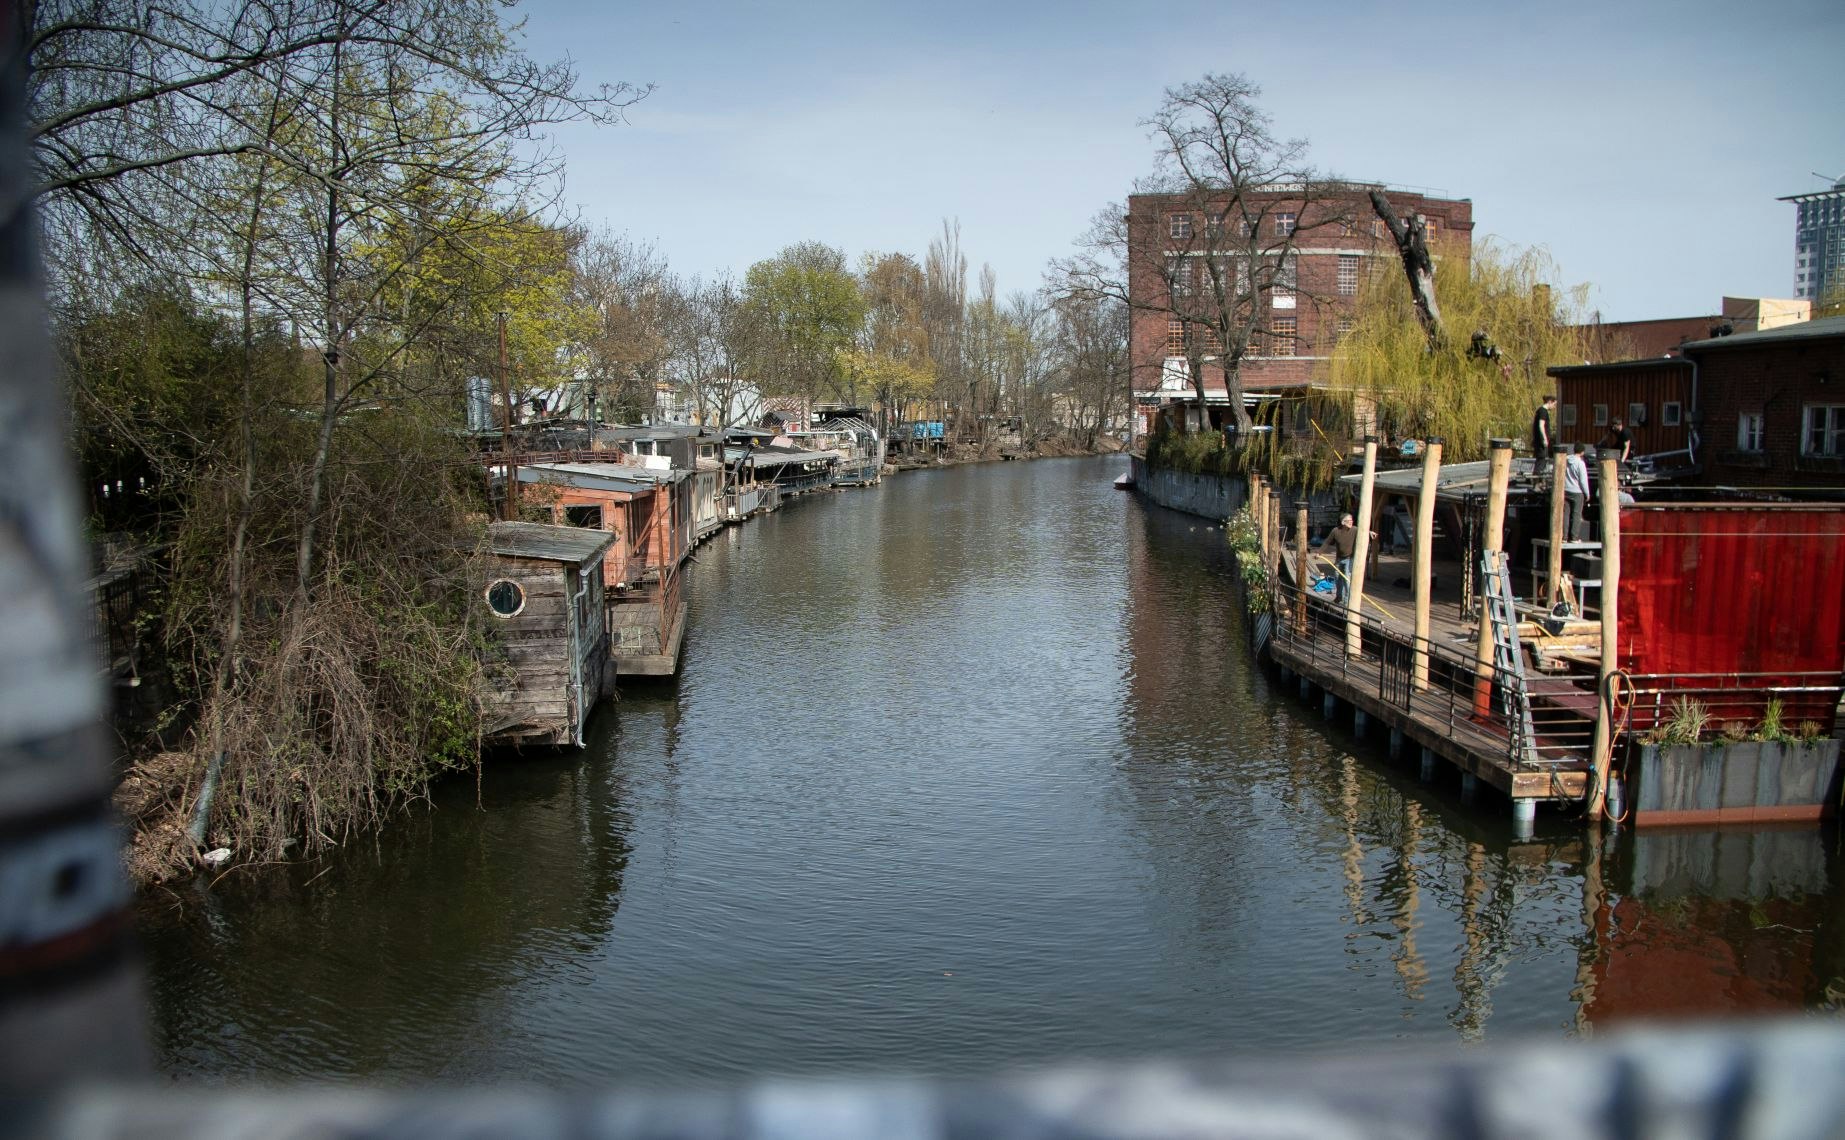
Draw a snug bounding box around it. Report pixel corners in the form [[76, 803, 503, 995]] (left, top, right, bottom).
[[1273, 548, 1591, 804]]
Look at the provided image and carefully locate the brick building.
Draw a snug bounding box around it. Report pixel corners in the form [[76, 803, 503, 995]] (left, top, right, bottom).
[[1126, 185, 1473, 437], [1683, 315, 1845, 491]]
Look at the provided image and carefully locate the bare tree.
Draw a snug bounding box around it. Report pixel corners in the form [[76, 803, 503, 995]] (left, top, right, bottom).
[[1049, 289, 1129, 449], [665, 271, 761, 427], [1058, 73, 1350, 432], [572, 230, 673, 420]]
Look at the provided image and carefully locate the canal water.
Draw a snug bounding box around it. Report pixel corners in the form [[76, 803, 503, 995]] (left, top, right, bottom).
[[138, 456, 1844, 1086]]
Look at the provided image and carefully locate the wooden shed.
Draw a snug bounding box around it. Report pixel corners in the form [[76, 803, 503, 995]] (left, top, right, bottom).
[[481, 521, 615, 748], [516, 461, 693, 677]]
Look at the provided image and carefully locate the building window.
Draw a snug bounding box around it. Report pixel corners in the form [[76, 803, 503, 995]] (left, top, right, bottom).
[[1271, 316, 1297, 356], [1804, 404, 1845, 456], [1371, 219, 1385, 240], [1166, 319, 1185, 355], [564, 504, 602, 529], [1337, 255, 1359, 296], [1627, 402, 1648, 426], [1336, 316, 1354, 338], [1593, 404, 1609, 427], [1422, 216, 1439, 242], [1560, 404, 1579, 427], [1166, 256, 1194, 296], [1275, 211, 1297, 236], [1169, 213, 1192, 240], [1661, 402, 1682, 427], [485, 578, 526, 618], [1737, 412, 1764, 453]]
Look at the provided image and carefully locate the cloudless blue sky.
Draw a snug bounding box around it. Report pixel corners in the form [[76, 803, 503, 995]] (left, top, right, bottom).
[[523, 0, 1843, 321]]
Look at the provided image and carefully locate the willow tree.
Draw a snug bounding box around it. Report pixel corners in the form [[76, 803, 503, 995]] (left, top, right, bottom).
[[1263, 240, 1592, 488]]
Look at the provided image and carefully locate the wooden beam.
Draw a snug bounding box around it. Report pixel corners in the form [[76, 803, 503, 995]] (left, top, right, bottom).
[[1471, 440, 1514, 713], [1346, 436, 1379, 658], [1547, 446, 1568, 607], [1588, 455, 1624, 821], [1293, 499, 1311, 636], [1412, 439, 1443, 690]]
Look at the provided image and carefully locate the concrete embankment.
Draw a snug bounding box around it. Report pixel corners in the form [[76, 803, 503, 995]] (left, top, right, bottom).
[[1127, 454, 1244, 521]]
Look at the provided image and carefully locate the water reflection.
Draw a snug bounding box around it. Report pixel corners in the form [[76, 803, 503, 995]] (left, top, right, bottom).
[[139, 750, 633, 1081], [137, 458, 1843, 1084]]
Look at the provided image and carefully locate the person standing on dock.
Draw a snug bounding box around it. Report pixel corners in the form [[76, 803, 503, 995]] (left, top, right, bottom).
[[1530, 395, 1556, 475], [1320, 513, 1359, 604], [1564, 443, 1591, 540]]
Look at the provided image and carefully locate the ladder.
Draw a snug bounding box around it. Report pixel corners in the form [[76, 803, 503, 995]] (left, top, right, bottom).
[[1482, 550, 1539, 766]]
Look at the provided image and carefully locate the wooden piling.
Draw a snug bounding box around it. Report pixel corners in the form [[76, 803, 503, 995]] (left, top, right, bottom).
[[1471, 440, 1514, 714], [1588, 455, 1623, 821], [1293, 499, 1311, 636], [1547, 446, 1568, 607], [1411, 439, 1443, 690], [1255, 476, 1269, 561], [1345, 435, 1379, 658]]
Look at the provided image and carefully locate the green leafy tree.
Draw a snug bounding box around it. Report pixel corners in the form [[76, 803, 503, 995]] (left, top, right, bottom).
[[743, 241, 866, 402]]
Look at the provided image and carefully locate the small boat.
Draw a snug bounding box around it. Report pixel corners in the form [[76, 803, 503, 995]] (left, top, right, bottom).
[[1113, 471, 1135, 491]]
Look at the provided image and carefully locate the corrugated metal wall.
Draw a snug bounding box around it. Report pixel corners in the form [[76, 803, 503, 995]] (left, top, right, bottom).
[[1618, 505, 1845, 729]]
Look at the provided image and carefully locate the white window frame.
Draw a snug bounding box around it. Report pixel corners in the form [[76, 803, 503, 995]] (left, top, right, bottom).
[[1737, 412, 1764, 453], [1168, 213, 1192, 240], [1275, 211, 1297, 236], [1803, 404, 1845, 457], [1336, 254, 1359, 296], [1662, 401, 1682, 427], [1271, 316, 1297, 357]]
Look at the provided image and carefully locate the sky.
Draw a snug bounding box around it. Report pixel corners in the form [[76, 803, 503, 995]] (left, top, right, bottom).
[[520, 0, 1844, 323]]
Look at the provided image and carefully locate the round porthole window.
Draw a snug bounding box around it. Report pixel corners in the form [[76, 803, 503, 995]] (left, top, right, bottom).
[[485, 578, 525, 617]]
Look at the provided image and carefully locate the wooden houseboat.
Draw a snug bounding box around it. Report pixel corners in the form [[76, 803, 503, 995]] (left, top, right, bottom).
[[480, 521, 614, 748], [517, 461, 693, 678]]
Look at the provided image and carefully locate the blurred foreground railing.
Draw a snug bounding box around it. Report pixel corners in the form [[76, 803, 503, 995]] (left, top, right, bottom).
[[17, 1020, 1845, 1139]]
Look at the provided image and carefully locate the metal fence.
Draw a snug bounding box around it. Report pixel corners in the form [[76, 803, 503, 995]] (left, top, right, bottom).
[[1268, 580, 1595, 778]]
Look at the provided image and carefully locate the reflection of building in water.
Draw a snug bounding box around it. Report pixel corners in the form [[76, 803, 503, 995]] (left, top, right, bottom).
[[1578, 829, 1844, 1027]]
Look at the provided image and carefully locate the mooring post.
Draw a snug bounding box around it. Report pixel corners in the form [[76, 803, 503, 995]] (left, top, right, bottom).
[[1299, 675, 1312, 701], [1588, 454, 1624, 822], [1345, 435, 1379, 658], [1322, 691, 1338, 721], [1460, 771, 1479, 802], [1411, 438, 1444, 690], [1547, 445, 1569, 607], [1293, 499, 1311, 637], [1353, 709, 1368, 739], [1512, 798, 1537, 839], [1252, 475, 1267, 563], [1389, 726, 1404, 760], [1471, 440, 1514, 716], [1419, 746, 1436, 782]]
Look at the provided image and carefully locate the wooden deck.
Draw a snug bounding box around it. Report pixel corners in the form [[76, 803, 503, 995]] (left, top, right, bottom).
[[1271, 547, 1592, 805]]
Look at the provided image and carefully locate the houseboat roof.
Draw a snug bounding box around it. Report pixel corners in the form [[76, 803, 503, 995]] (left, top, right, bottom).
[[1338, 459, 1547, 504], [517, 461, 687, 491], [486, 521, 614, 566], [1547, 357, 1693, 378], [1678, 314, 1845, 353], [724, 445, 843, 468]]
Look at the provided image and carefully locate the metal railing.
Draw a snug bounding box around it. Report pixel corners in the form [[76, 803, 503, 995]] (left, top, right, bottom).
[[1620, 672, 1844, 738], [1268, 580, 1596, 776]]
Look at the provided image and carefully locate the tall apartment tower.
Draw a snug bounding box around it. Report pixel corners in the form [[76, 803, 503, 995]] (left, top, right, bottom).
[[1782, 175, 1845, 302]]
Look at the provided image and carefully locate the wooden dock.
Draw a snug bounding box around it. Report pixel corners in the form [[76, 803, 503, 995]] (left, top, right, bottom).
[[1268, 549, 1592, 805]]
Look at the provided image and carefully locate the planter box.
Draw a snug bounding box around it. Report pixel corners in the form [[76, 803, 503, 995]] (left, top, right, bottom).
[[1634, 739, 1842, 827]]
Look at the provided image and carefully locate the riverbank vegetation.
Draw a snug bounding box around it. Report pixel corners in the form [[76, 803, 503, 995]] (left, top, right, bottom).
[[46, 1, 1130, 880]]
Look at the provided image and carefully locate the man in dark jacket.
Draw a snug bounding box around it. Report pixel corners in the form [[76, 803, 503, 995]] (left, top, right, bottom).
[[1319, 513, 1358, 604]]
